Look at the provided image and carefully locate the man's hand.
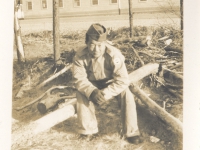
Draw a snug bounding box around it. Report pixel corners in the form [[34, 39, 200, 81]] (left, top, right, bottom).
[[90, 89, 106, 105]]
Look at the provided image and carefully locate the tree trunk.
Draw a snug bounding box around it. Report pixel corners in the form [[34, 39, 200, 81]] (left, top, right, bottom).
[[53, 0, 60, 65], [14, 1, 25, 63], [128, 0, 133, 38], [180, 0, 183, 30], [129, 84, 183, 137]]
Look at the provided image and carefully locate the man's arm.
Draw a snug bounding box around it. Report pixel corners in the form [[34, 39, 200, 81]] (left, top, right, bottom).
[[72, 55, 97, 99], [101, 54, 130, 100]]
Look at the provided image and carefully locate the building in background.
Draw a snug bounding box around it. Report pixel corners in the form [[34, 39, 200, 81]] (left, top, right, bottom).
[[18, 0, 180, 19]]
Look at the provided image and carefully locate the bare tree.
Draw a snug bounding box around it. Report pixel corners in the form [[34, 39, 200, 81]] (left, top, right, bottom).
[[128, 0, 133, 38], [180, 0, 183, 30], [53, 0, 60, 65], [14, 0, 25, 63]]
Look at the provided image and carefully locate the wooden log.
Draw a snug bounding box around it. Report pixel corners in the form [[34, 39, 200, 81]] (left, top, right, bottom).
[[12, 101, 76, 147], [129, 84, 182, 137], [128, 63, 159, 83], [138, 51, 168, 61], [37, 64, 72, 88], [37, 94, 76, 114]]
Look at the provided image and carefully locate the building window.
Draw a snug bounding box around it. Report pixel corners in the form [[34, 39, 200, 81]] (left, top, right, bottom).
[[139, 0, 148, 2], [27, 1, 32, 10], [111, 0, 117, 4], [59, 0, 63, 7], [17, 0, 23, 4], [42, 0, 47, 9], [74, 0, 81, 7], [92, 0, 98, 5]]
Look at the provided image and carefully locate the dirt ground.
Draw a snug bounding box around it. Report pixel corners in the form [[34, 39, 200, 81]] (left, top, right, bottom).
[[12, 27, 183, 150]]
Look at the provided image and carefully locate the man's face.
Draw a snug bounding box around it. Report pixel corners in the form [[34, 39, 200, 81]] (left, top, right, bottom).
[[87, 39, 106, 58]]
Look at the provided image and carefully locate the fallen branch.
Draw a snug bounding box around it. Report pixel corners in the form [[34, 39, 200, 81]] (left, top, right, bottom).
[[37, 64, 72, 88], [15, 76, 32, 99], [138, 51, 167, 60], [168, 89, 183, 100], [158, 36, 170, 41], [129, 84, 182, 137], [169, 62, 183, 70], [131, 47, 145, 66]]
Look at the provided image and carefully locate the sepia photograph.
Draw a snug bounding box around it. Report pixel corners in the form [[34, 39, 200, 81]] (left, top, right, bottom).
[[1, 0, 198, 149]]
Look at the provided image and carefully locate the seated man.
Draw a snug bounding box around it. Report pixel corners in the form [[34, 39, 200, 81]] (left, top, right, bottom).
[[72, 23, 142, 144]]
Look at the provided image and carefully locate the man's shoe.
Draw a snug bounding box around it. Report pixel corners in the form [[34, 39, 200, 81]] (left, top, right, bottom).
[[127, 136, 143, 145]]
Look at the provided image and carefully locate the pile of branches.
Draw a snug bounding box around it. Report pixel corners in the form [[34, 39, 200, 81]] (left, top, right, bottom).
[[108, 26, 183, 107]]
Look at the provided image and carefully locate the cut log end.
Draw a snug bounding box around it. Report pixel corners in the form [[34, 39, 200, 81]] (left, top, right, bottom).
[[37, 103, 47, 114]]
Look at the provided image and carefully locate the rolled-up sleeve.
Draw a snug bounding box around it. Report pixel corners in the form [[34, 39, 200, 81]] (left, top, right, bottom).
[[101, 54, 130, 99], [72, 55, 97, 99]]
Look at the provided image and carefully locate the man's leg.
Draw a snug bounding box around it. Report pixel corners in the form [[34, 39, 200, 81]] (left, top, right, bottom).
[[76, 90, 98, 135], [117, 88, 140, 138]]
